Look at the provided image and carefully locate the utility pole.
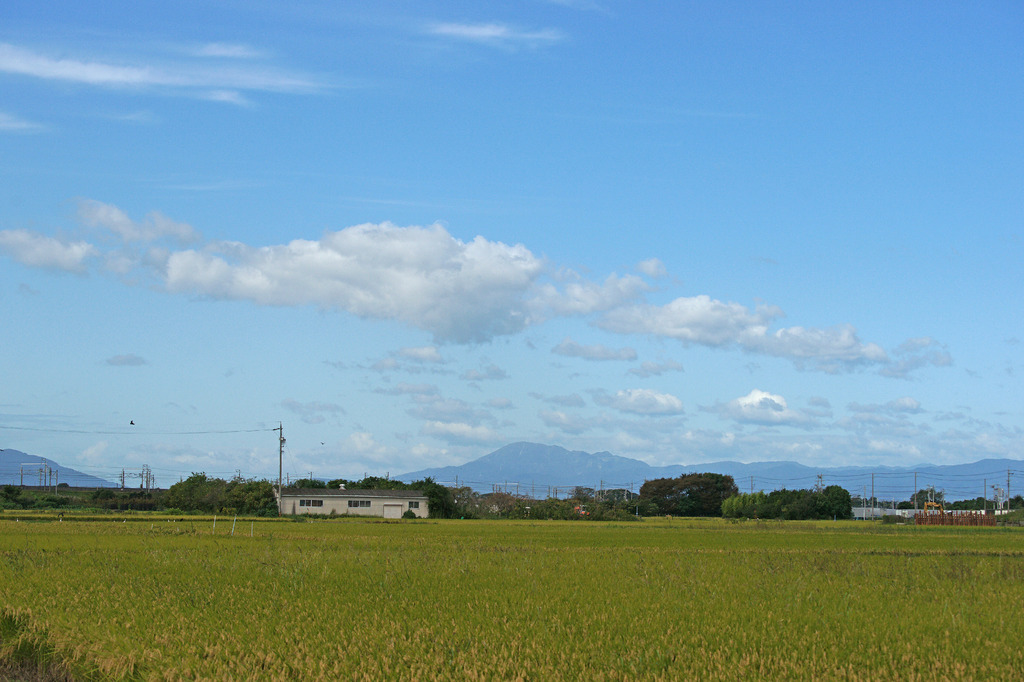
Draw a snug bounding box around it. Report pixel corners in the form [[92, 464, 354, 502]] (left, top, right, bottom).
[[871, 473, 875, 516], [750, 476, 754, 495], [276, 423, 285, 516], [914, 471, 918, 512]]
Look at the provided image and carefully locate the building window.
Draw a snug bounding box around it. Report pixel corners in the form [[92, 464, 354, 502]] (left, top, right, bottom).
[[347, 500, 371, 508], [299, 499, 323, 507], [408, 501, 420, 509]]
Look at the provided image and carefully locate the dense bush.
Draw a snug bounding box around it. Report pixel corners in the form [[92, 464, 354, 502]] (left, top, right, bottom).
[[721, 486, 852, 520]]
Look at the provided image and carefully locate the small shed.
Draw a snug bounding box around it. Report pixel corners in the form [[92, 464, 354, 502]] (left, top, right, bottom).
[[277, 488, 429, 519]]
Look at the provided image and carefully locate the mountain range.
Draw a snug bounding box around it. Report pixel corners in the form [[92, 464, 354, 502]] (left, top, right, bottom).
[[0, 449, 116, 488], [399, 442, 1023, 502]]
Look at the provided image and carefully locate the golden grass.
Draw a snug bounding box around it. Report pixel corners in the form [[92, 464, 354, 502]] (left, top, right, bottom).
[[1, 515, 1021, 680]]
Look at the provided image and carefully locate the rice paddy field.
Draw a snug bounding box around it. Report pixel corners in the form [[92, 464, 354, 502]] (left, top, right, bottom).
[[1, 513, 1022, 680]]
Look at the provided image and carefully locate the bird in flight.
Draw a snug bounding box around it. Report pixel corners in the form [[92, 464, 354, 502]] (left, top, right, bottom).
[[130, 421, 135, 425]]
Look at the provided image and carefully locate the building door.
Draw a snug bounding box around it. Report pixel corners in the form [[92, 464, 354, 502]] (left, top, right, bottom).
[[383, 504, 403, 519]]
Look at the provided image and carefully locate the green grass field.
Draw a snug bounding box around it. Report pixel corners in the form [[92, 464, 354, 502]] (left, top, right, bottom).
[[1, 513, 1022, 680]]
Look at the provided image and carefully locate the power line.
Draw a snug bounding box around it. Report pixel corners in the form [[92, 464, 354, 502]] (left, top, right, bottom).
[[0, 424, 277, 435]]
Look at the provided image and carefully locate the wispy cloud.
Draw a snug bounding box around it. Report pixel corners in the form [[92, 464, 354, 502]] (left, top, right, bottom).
[[0, 42, 325, 102], [426, 22, 564, 48], [552, 338, 637, 361], [191, 43, 265, 59], [0, 110, 45, 132]]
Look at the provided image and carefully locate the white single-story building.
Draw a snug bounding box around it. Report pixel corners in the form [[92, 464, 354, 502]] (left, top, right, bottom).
[[277, 487, 429, 519]]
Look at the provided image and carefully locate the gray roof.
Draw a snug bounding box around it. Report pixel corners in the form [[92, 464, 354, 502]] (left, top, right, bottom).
[[281, 488, 426, 499]]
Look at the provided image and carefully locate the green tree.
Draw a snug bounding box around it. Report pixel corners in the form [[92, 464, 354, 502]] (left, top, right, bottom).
[[820, 485, 853, 519], [640, 473, 738, 517], [165, 473, 227, 513], [225, 479, 279, 516]]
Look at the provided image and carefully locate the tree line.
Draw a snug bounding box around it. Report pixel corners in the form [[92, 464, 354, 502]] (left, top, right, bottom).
[[8, 472, 1019, 521]]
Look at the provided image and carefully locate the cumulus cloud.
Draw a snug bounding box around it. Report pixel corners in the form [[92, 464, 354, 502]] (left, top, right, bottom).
[[163, 223, 543, 343], [0, 229, 96, 273], [532, 273, 649, 317], [595, 388, 684, 415], [1, 200, 928, 372], [715, 389, 812, 426], [599, 295, 889, 372], [552, 338, 637, 361]]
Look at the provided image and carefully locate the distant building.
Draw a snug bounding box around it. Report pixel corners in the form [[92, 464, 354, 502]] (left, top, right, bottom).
[[276, 488, 428, 519]]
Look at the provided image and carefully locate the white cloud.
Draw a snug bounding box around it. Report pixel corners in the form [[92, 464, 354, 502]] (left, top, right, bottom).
[[0, 42, 322, 99], [408, 395, 489, 425], [552, 337, 636, 361], [162, 222, 543, 343], [597, 388, 684, 416], [343, 431, 389, 457], [399, 346, 445, 363], [717, 389, 811, 426], [636, 258, 666, 278], [1, 201, 921, 370], [600, 295, 778, 346], [539, 410, 593, 434], [78, 199, 200, 244], [532, 273, 648, 317], [599, 295, 889, 372], [420, 421, 496, 444], [427, 22, 563, 48], [192, 43, 264, 59], [0, 229, 96, 273], [848, 397, 923, 415]]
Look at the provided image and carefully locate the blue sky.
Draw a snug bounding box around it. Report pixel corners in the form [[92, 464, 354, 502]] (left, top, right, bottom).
[[1, 1, 1021, 487]]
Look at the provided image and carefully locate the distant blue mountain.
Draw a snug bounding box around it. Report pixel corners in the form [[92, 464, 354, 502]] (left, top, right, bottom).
[[398, 442, 1023, 501], [0, 449, 117, 487]]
